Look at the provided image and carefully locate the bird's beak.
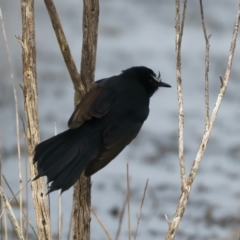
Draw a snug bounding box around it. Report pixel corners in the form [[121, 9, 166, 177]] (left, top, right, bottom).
[[158, 81, 171, 88]]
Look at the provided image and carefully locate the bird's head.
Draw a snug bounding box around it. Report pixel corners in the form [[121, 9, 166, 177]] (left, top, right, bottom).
[[123, 66, 171, 96]]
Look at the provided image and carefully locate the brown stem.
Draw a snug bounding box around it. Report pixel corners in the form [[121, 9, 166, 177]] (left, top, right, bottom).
[[20, 0, 52, 239], [72, 1, 99, 240]]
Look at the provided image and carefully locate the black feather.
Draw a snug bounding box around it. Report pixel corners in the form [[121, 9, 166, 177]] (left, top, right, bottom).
[[33, 66, 171, 193]]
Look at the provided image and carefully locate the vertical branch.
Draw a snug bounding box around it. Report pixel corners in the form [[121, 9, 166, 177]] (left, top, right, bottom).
[[165, 2, 240, 239], [199, 0, 211, 127], [175, 0, 188, 190], [20, 0, 52, 239], [79, 0, 99, 95], [72, 1, 99, 239], [42, 0, 99, 238]]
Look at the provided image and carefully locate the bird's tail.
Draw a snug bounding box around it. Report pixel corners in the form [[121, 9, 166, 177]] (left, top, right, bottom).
[[33, 124, 101, 193]]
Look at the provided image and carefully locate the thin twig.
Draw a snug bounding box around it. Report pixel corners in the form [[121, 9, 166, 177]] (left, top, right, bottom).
[[0, 5, 23, 230], [0, 186, 24, 240], [126, 164, 131, 240], [165, 2, 240, 239], [134, 178, 149, 240], [8, 179, 31, 204], [15, 35, 24, 49], [164, 214, 171, 226], [23, 125, 29, 240], [91, 207, 113, 240], [43, 0, 82, 96], [1, 175, 37, 238], [115, 197, 127, 240], [175, 0, 188, 191], [54, 123, 62, 240], [188, 0, 240, 187], [199, 0, 211, 127]]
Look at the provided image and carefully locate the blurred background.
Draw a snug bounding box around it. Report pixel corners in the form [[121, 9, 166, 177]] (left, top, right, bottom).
[[0, 0, 240, 239]]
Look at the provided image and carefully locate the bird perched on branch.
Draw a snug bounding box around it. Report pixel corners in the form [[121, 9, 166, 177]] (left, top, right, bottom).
[[33, 66, 171, 193]]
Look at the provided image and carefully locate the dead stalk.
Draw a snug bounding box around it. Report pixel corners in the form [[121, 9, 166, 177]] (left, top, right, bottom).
[[43, 0, 99, 239], [0, 6, 23, 231], [175, 0, 188, 191], [91, 207, 113, 240], [20, 0, 52, 238], [0, 186, 24, 240], [134, 179, 149, 240], [165, 2, 240, 239]]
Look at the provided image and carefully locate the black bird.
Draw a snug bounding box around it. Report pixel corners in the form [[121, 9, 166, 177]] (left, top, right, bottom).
[[33, 66, 171, 193]]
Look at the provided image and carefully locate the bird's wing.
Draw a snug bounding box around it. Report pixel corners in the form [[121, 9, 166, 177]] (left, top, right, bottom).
[[84, 121, 144, 176], [68, 80, 114, 129]]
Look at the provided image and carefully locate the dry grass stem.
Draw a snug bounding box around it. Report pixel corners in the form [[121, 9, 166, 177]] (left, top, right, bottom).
[[0, 5, 23, 231], [165, 2, 240, 239], [1, 175, 37, 238], [8, 179, 31, 204], [134, 178, 149, 240], [0, 186, 24, 240], [126, 164, 131, 240], [91, 207, 113, 240], [58, 194, 62, 240], [115, 197, 127, 240]]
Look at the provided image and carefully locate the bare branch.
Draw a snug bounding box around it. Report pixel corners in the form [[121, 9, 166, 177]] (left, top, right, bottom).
[[175, 0, 188, 192], [199, 0, 211, 127], [42, 0, 99, 239], [188, 0, 240, 187], [20, 0, 52, 238], [165, 2, 240, 239], [72, 1, 99, 239], [43, 0, 82, 95]]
